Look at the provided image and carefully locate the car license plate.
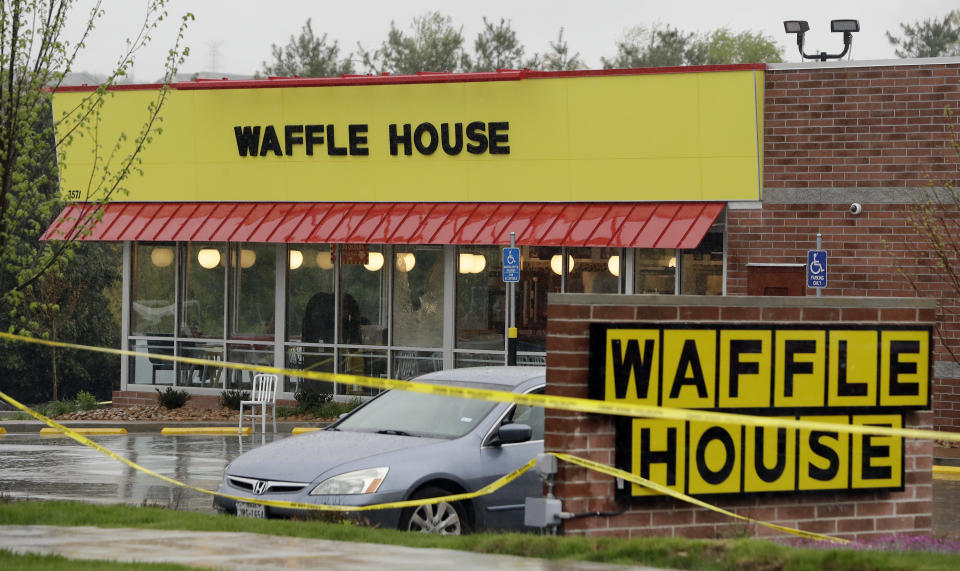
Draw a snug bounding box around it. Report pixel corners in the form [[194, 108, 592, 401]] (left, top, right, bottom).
[[236, 501, 265, 518]]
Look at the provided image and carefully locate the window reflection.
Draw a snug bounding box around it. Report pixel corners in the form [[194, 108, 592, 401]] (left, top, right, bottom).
[[514, 247, 560, 353], [340, 245, 386, 346], [634, 250, 677, 294], [566, 247, 621, 294], [393, 246, 443, 348], [456, 247, 503, 351], [681, 232, 724, 295], [131, 243, 176, 336]]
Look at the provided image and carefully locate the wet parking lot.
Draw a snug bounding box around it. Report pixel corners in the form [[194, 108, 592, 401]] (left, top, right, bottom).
[[0, 432, 959, 535], [0, 432, 287, 513]]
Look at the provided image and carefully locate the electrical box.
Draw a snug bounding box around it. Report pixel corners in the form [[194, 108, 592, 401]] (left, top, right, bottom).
[[524, 497, 563, 528]]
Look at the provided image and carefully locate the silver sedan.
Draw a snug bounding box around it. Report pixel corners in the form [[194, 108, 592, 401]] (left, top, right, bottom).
[[213, 366, 545, 534]]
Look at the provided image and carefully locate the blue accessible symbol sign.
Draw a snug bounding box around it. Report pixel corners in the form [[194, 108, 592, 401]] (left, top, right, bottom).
[[807, 250, 827, 289], [502, 247, 520, 283]]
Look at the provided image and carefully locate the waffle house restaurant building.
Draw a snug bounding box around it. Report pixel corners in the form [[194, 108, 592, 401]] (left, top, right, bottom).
[[44, 64, 764, 402]]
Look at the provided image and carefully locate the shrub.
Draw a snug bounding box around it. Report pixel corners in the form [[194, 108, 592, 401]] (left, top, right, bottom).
[[73, 391, 100, 411], [294, 388, 333, 414], [156, 387, 191, 409], [218, 389, 249, 410], [41, 400, 75, 417]]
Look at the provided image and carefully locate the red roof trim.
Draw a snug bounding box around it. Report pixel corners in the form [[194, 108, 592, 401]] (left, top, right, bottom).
[[53, 63, 766, 93], [43, 202, 724, 249]]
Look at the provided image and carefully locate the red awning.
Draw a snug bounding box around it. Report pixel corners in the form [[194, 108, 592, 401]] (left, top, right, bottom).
[[43, 202, 724, 249]]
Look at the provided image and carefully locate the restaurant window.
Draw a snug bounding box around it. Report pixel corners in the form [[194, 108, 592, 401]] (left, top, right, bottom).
[[680, 231, 724, 295], [131, 243, 176, 336], [227, 244, 276, 389], [178, 243, 226, 388], [129, 243, 177, 386], [286, 245, 335, 394], [634, 250, 677, 294], [393, 245, 443, 348], [456, 246, 503, 357], [514, 246, 561, 354], [339, 245, 387, 394], [566, 247, 621, 294]]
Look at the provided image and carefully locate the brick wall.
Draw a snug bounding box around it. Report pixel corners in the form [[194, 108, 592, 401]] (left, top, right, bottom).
[[545, 295, 934, 540], [732, 61, 960, 431], [764, 63, 959, 188]]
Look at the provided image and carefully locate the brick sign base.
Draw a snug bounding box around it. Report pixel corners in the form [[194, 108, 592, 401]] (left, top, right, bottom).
[[545, 294, 934, 540]]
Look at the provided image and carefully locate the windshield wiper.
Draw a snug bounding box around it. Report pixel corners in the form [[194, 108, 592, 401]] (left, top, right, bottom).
[[375, 429, 417, 437]]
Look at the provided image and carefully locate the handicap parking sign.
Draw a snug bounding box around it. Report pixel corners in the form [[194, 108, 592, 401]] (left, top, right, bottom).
[[807, 250, 827, 288], [502, 247, 520, 283]]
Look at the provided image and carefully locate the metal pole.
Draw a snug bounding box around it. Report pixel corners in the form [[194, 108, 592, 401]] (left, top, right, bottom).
[[507, 232, 517, 366], [816, 233, 822, 297]]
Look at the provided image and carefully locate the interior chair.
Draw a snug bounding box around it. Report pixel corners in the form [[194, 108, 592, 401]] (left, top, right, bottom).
[[146, 339, 175, 384], [239, 374, 278, 434]]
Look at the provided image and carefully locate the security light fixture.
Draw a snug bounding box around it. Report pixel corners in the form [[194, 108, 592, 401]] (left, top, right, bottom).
[[783, 19, 859, 61], [783, 20, 809, 34]]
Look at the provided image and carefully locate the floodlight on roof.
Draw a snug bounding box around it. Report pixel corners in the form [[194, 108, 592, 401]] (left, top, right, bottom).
[[830, 19, 860, 33], [783, 19, 860, 62], [783, 20, 810, 34]]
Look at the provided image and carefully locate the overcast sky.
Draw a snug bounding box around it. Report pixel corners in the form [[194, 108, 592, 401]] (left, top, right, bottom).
[[68, 0, 959, 82]]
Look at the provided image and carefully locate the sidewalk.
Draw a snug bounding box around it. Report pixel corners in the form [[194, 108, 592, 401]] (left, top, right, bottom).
[[0, 525, 652, 570]]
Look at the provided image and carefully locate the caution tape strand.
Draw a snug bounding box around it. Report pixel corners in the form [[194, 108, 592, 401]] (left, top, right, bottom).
[[0, 331, 956, 443], [554, 453, 849, 545]]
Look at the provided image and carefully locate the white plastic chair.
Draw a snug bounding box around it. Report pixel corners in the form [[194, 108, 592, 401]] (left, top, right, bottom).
[[239, 374, 278, 434]]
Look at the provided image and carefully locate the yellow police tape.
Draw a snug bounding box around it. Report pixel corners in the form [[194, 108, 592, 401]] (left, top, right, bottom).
[[554, 453, 849, 545], [0, 388, 535, 512], [0, 331, 957, 444], [0, 387, 847, 543], [0, 330, 948, 544]]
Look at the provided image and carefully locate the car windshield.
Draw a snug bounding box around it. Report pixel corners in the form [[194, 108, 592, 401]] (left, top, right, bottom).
[[333, 382, 502, 439]]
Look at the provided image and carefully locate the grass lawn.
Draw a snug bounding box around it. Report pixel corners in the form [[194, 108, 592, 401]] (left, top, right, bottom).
[[2, 500, 960, 570]]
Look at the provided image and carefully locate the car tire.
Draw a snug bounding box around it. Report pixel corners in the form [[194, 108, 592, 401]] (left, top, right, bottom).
[[399, 486, 471, 535]]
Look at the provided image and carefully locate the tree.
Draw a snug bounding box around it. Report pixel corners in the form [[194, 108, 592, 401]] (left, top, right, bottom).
[[0, 1, 190, 331], [472, 17, 527, 72], [533, 28, 584, 71], [602, 24, 692, 68], [259, 18, 354, 78], [359, 11, 470, 75], [900, 106, 960, 366], [602, 24, 782, 69], [0, 1, 190, 403], [887, 10, 960, 58], [685, 29, 783, 65]]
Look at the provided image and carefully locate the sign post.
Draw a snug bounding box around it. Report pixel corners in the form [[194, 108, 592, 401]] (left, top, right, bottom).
[[807, 234, 827, 295], [503, 236, 520, 365]]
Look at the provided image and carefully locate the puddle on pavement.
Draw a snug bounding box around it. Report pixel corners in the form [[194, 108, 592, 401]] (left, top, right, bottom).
[[2, 432, 960, 536], [0, 432, 290, 513]]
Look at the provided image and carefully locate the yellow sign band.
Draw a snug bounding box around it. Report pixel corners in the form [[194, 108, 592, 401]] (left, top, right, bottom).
[[0, 331, 956, 443], [554, 453, 849, 545]]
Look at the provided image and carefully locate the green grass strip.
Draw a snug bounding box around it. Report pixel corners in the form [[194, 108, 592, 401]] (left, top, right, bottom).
[[0, 549, 192, 570], [3, 501, 960, 570]]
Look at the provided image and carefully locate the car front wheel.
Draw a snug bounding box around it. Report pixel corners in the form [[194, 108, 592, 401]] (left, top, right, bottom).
[[400, 486, 469, 535]]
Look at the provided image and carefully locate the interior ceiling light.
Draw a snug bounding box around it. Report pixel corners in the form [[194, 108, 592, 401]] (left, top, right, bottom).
[[289, 249, 303, 270], [395, 252, 416, 273], [316, 251, 334, 270], [239, 249, 257, 269], [364, 252, 384, 272], [551, 254, 574, 275], [608, 255, 620, 277], [458, 253, 487, 274], [150, 247, 174, 268], [197, 248, 221, 269]]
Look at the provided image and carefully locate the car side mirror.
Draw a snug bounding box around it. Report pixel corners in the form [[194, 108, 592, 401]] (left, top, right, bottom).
[[496, 423, 532, 445]]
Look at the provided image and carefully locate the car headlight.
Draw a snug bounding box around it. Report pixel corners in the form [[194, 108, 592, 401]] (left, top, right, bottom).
[[309, 467, 389, 496]]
